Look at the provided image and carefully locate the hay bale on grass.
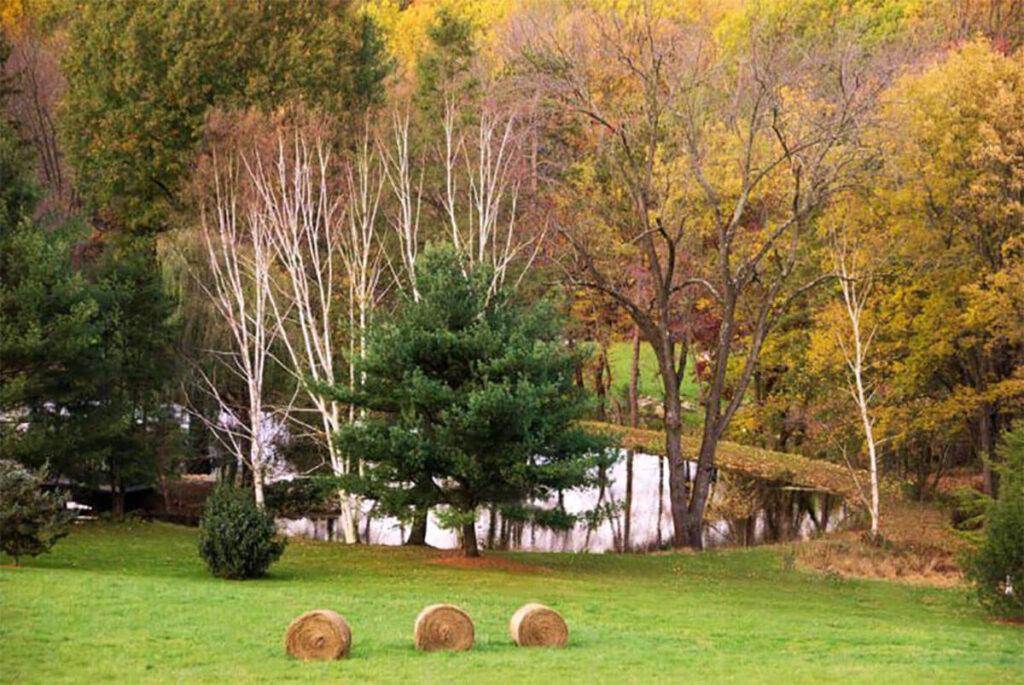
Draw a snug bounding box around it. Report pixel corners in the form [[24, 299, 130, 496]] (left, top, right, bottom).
[[284, 609, 352, 660], [509, 603, 568, 647], [413, 604, 474, 651]]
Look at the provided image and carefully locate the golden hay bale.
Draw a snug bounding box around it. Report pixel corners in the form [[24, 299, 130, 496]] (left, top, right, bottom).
[[284, 609, 352, 661], [508, 603, 568, 647], [413, 604, 475, 652]]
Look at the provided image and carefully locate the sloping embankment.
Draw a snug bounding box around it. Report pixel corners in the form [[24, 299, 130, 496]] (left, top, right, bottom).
[[583, 421, 869, 502]]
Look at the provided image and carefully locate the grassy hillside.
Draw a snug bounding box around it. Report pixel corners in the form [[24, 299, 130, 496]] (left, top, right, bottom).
[[1, 523, 1020, 683], [606, 341, 703, 430], [606, 340, 700, 404]]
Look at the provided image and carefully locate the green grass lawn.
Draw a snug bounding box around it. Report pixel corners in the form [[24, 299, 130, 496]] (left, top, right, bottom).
[[2, 523, 1021, 684], [607, 340, 699, 403]]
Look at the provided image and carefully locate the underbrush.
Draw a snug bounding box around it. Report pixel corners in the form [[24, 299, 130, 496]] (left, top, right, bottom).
[[795, 498, 967, 587], [795, 537, 962, 586]]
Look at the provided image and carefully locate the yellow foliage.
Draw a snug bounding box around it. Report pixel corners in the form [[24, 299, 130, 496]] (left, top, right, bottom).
[[368, 0, 520, 74], [0, 0, 24, 29]]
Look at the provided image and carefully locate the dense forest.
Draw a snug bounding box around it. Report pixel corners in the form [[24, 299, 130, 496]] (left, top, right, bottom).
[[1, 0, 1022, 553]]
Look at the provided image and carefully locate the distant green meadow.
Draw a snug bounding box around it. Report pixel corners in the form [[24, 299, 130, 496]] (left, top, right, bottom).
[[606, 341, 703, 429], [1, 522, 1020, 683]]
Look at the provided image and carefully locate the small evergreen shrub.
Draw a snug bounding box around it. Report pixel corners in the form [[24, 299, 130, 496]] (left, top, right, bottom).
[[198, 485, 286, 579], [950, 486, 991, 532], [0, 460, 73, 564], [965, 423, 1024, 619]]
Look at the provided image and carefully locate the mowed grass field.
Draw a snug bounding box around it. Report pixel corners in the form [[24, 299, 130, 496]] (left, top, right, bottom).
[[1, 523, 1021, 684]]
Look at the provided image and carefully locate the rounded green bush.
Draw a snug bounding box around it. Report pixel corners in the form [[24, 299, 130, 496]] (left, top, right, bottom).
[[198, 485, 286, 579]]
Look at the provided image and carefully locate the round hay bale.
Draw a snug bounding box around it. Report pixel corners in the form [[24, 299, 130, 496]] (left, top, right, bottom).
[[413, 604, 474, 651], [509, 603, 568, 647], [284, 609, 352, 661]]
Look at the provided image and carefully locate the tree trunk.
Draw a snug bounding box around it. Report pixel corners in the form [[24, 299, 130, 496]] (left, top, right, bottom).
[[688, 349, 730, 550], [337, 491, 359, 544], [664, 386, 691, 546], [978, 406, 998, 498], [363, 505, 374, 542], [646, 331, 692, 547], [623, 451, 634, 552], [594, 344, 608, 421], [487, 505, 498, 549], [111, 471, 125, 522], [462, 520, 480, 557], [158, 472, 171, 515], [624, 326, 641, 552], [859, 392, 881, 540], [684, 437, 719, 550], [252, 468, 265, 509], [656, 455, 664, 548], [325, 426, 358, 544], [406, 510, 429, 546]]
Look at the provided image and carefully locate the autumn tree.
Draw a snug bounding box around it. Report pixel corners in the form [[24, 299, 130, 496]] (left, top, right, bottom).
[[59, 0, 390, 233], [809, 200, 894, 538], [0, 14, 76, 215], [520, 1, 893, 547], [871, 40, 1024, 496], [736, 38, 1024, 504]]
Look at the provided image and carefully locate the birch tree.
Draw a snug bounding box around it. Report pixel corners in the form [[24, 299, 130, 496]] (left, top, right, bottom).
[[440, 96, 541, 295], [381, 110, 423, 302], [245, 131, 364, 542], [341, 131, 387, 407], [339, 132, 387, 538], [829, 225, 882, 539], [192, 153, 284, 508], [382, 93, 542, 299]]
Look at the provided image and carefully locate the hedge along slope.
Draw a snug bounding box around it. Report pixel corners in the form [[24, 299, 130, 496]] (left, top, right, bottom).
[[284, 610, 352, 661], [582, 421, 881, 503], [413, 604, 474, 652], [509, 604, 568, 647]]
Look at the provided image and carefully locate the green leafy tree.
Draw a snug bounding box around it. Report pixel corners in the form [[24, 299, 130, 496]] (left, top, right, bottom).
[[59, 0, 391, 232], [331, 245, 613, 557], [0, 459, 73, 565], [0, 117, 181, 507]]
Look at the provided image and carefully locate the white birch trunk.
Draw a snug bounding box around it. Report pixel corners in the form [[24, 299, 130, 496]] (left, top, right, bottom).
[[190, 154, 285, 509], [833, 233, 881, 538]]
